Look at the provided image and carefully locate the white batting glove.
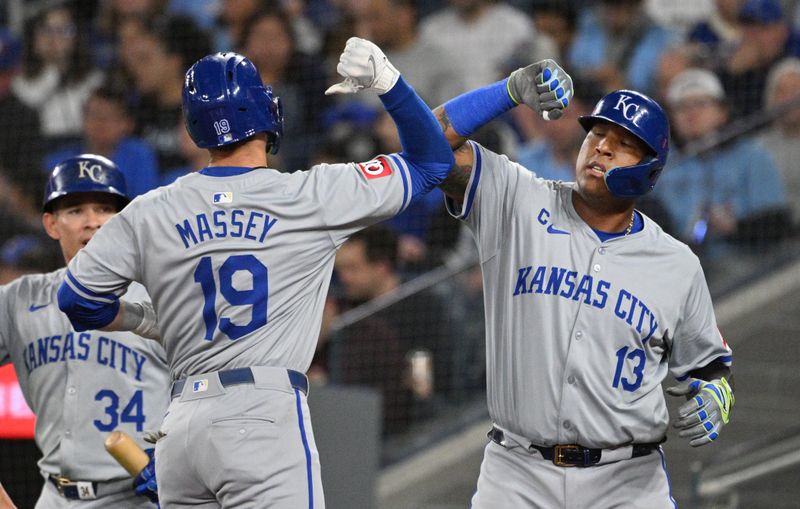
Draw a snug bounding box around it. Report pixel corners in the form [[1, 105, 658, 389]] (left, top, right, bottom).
[[325, 37, 400, 96], [666, 377, 734, 447], [507, 59, 573, 121]]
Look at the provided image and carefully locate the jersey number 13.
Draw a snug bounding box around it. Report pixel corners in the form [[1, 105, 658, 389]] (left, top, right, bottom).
[[193, 254, 268, 340]]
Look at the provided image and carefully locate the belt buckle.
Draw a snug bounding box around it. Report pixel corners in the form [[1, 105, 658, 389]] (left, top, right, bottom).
[[553, 444, 582, 467], [54, 475, 72, 491]]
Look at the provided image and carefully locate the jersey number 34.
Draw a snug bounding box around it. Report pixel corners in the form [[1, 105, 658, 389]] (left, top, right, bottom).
[[193, 254, 268, 341]]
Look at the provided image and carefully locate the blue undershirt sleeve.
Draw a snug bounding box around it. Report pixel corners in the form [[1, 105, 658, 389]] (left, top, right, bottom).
[[58, 270, 120, 331], [379, 76, 454, 200], [443, 78, 517, 137]]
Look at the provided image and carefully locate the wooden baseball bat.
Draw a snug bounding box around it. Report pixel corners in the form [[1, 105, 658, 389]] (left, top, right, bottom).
[[104, 430, 150, 476]]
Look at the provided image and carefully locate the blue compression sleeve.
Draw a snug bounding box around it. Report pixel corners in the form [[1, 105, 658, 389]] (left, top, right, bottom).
[[58, 271, 120, 331], [443, 78, 516, 137], [379, 76, 454, 199]]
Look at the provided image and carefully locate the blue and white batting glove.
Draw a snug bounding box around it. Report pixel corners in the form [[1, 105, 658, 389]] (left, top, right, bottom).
[[325, 37, 400, 96], [666, 377, 734, 447], [133, 448, 159, 507], [507, 59, 573, 121]]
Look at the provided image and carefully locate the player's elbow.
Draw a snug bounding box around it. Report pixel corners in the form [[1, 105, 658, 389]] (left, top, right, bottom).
[[57, 281, 120, 331]]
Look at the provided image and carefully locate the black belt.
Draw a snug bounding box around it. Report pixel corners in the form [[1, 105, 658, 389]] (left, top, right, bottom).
[[171, 367, 308, 399], [48, 475, 98, 500], [488, 427, 661, 467]]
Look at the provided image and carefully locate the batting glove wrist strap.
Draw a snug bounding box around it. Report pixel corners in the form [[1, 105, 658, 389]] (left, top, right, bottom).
[[325, 37, 400, 96], [508, 59, 574, 121], [667, 377, 735, 447]]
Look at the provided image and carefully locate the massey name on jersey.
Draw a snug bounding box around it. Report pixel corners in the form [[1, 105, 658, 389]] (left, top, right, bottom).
[[22, 331, 148, 380], [175, 208, 279, 249], [513, 263, 659, 342]]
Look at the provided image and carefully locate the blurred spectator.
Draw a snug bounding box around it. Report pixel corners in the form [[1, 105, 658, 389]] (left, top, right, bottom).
[[685, 0, 743, 65], [92, 0, 169, 68], [0, 234, 61, 285], [645, 0, 714, 34], [168, 0, 220, 30], [315, 225, 456, 434], [352, 0, 464, 108], [311, 101, 381, 165], [127, 15, 212, 175], [0, 29, 45, 204], [160, 122, 211, 185], [240, 7, 329, 171], [419, 0, 556, 92], [213, 0, 265, 51], [528, 1, 579, 62], [43, 86, 160, 198], [569, 0, 676, 95], [656, 68, 790, 253], [13, 5, 104, 145], [718, 0, 800, 118], [758, 57, 800, 228]]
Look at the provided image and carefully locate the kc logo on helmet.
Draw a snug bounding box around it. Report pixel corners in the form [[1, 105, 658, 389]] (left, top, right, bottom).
[[78, 161, 103, 182], [613, 95, 642, 127], [358, 157, 392, 180]]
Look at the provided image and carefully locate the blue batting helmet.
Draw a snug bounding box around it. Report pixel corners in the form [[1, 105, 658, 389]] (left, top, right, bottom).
[[578, 90, 669, 198], [182, 52, 283, 153], [43, 154, 129, 212]]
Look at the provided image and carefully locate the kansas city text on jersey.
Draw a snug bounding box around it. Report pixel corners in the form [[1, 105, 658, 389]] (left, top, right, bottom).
[[22, 331, 149, 380], [175, 208, 278, 249], [513, 264, 658, 342]]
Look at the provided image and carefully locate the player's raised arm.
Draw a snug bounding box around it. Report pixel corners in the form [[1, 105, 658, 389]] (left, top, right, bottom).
[[434, 60, 574, 201], [326, 37, 454, 199]]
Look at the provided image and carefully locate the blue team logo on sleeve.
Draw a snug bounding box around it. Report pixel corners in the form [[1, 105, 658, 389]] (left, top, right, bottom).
[[213, 192, 233, 204]]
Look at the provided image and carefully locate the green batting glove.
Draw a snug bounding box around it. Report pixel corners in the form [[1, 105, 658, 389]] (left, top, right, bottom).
[[666, 377, 734, 447], [507, 59, 573, 121]]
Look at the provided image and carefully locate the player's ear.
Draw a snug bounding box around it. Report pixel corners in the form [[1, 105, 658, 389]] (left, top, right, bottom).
[[42, 212, 61, 241]]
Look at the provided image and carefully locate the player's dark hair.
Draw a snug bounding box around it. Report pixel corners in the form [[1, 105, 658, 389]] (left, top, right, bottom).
[[349, 224, 399, 269]]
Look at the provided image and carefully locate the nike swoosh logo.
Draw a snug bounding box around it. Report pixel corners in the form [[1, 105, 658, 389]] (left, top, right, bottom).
[[546, 225, 570, 235], [29, 303, 50, 312]]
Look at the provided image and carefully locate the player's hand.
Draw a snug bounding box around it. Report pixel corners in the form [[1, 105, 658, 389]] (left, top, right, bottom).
[[507, 59, 573, 121], [133, 448, 159, 507], [325, 37, 400, 96], [666, 377, 734, 447]]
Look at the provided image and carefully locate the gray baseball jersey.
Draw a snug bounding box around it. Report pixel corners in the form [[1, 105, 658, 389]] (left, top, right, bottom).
[[447, 143, 733, 448], [0, 268, 169, 499], [66, 157, 412, 378]]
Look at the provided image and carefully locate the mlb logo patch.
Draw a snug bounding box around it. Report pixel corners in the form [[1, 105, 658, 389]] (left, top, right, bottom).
[[213, 192, 233, 204], [358, 157, 392, 180], [192, 379, 209, 393]]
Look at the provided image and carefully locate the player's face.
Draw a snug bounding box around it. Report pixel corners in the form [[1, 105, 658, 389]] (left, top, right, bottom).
[[42, 193, 119, 264], [575, 121, 648, 201]]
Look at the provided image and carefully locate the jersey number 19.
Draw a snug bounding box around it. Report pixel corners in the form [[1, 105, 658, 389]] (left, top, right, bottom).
[[193, 254, 268, 341]]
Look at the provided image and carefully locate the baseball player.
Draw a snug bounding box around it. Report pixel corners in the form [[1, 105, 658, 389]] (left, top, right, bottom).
[[0, 155, 170, 508], [430, 63, 734, 507], [57, 38, 453, 508]]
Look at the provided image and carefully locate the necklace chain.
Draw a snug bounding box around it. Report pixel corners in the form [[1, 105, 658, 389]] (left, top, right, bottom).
[[624, 211, 635, 236]]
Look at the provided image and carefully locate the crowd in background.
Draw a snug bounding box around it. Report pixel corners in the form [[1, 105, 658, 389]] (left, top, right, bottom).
[[1, 0, 800, 442]]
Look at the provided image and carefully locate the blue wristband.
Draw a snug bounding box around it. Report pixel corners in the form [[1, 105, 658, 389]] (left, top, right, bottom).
[[443, 78, 516, 137]]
